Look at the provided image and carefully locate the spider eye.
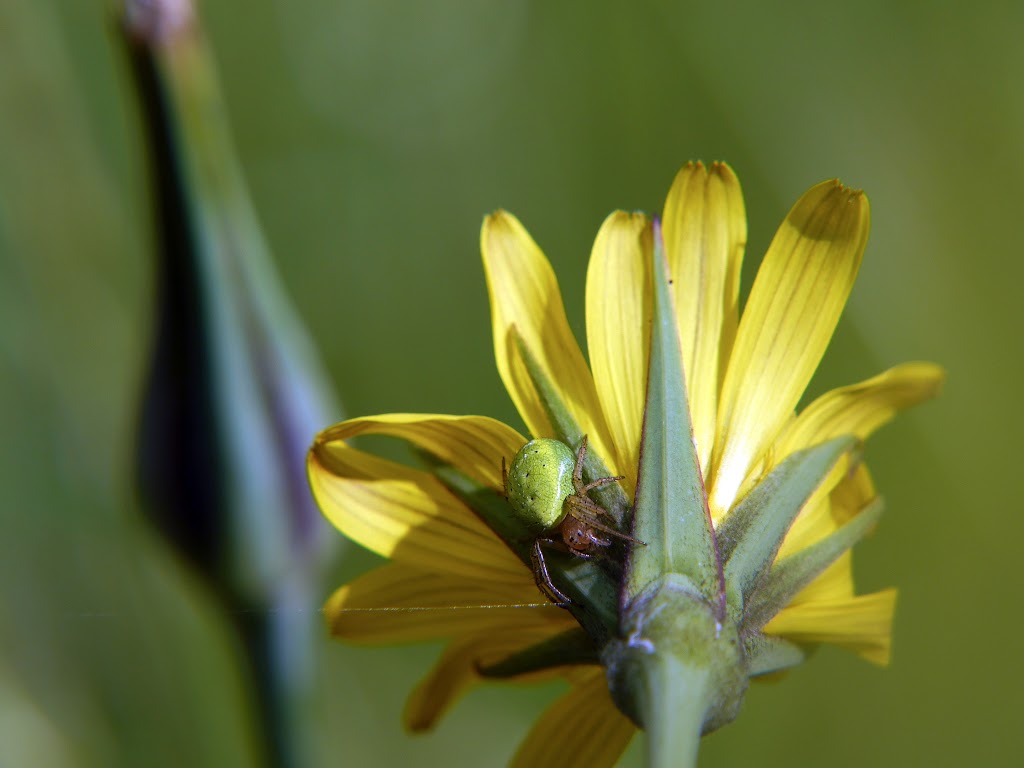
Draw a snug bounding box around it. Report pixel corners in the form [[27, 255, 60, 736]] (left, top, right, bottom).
[[505, 438, 576, 533]]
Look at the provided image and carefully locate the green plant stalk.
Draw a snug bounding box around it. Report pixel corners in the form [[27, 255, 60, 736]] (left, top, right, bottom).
[[236, 575, 321, 768], [636, 654, 708, 768]]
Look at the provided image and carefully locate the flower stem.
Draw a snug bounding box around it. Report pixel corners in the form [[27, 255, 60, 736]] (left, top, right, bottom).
[[635, 654, 709, 768], [234, 577, 321, 768]]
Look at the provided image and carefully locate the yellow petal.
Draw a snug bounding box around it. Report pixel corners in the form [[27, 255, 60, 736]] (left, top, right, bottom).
[[831, 463, 877, 526], [763, 588, 897, 666], [316, 413, 526, 492], [775, 483, 857, 606], [787, 552, 854, 605], [404, 625, 574, 732], [325, 563, 564, 644], [779, 463, 883, 603], [585, 211, 652, 487], [308, 437, 523, 581], [481, 211, 616, 471], [711, 180, 870, 516], [778, 462, 882, 605], [776, 362, 946, 456], [510, 669, 635, 768], [777, 451, 854, 558], [662, 162, 747, 471]]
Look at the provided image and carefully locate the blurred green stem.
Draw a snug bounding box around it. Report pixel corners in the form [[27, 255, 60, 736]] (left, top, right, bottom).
[[236, 577, 319, 768]]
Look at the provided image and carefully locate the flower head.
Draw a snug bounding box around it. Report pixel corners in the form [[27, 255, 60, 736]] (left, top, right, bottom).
[[308, 162, 943, 766]]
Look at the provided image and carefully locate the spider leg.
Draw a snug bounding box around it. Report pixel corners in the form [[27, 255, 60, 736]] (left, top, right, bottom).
[[542, 537, 596, 559], [569, 493, 618, 521], [501, 456, 509, 499], [579, 475, 625, 496], [567, 549, 596, 560], [572, 435, 589, 488], [531, 539, 572, 606], [571, 434, 625, 498], [565, 497, 647, 546]]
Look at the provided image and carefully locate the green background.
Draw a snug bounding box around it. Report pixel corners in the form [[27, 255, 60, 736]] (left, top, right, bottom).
[[1, 0, 1018, 765]]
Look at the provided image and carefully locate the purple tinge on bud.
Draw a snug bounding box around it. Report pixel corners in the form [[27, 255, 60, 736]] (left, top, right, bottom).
[[124, 0, 195, 46]]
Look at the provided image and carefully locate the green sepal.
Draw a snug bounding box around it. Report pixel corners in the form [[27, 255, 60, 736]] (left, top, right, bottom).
[[742, 633, 806, 677], [479, 628, 598, 678], [511, 328, 630, 524], [625, 222, 721, 608], [416, 451, 531, 544], [743, 497, 885, 634], [719, 435, 856, 617], [427, 459, 620, 643]]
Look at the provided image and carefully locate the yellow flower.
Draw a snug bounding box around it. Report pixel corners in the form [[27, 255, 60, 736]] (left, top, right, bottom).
[[308, 162, 943, 766]]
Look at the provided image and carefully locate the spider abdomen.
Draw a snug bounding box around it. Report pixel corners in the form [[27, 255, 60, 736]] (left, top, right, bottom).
[[505, 438, 575, 534]]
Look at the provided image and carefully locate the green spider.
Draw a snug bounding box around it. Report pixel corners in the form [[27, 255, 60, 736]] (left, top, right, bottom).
[[502, 436, 645, 605]]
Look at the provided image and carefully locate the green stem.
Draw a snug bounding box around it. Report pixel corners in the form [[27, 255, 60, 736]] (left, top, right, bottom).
[[233, 577, 320, 768], [636, 654, 709, 768]]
